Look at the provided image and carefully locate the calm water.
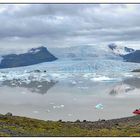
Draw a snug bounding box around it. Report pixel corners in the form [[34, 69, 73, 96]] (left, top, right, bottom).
[[0, 73, 140, 121]]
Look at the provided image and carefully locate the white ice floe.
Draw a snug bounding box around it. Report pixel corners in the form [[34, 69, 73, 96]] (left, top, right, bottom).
[[83, 73, 96, 78], [37, 85, 42, 88], [78, 86, 89, 90], [0, 58, 138, 85], [53, 106, 57, 109], [53, 104, 65, 109], [0, 71, 54, 84], [60, 104, 64, 108], [47, 109, 50, 112], [91, 76, 113, 82], [95, 104, 104, 109], [71, 80, 77, 85], [124, 74, 133, 77], [11, 83, 16, 86]]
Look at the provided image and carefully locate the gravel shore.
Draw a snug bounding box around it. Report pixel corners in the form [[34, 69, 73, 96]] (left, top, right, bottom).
[[0, 114, 140, 136]]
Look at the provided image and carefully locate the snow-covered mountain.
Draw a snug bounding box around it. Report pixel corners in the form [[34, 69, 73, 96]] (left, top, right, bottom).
[[0, 43, 139, 71], [0, 43, 139, 85], [50, 44, 122, 61], [0, 43, 139, 91], [50, 43, 137, 61], [107, 43, 140, 63], [108, 43, 135, 56]]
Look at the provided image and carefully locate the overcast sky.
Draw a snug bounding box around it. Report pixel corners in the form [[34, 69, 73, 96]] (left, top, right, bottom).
[[0, 4, 140, 53]]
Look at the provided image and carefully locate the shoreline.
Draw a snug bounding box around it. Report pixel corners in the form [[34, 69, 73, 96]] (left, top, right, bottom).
[[0, 113, 140, 136]]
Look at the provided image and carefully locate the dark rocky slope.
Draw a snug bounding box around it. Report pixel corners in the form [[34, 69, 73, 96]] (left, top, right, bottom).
[[123, 50, 140, 63], [0, 46, 57, 68]]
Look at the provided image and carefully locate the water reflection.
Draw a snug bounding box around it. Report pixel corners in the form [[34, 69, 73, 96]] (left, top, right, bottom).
[[0, 79, 58, 94], [109, 77, 140, 96], [124, 77, 140, 89], [0, 74, 140, 121], [109, 83, 134, 95]]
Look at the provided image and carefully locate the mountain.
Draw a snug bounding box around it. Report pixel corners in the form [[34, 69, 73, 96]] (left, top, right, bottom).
[[108, 43, 135, 56], [50, 44, 122, 61], [0, 46, 57, 68], [108, 43, 140, 63], [123, 50, 140, 63]]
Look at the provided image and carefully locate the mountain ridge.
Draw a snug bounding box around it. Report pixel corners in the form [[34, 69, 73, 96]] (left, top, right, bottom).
[[0, 43, 139, 69], [0, 46, 57, 69]]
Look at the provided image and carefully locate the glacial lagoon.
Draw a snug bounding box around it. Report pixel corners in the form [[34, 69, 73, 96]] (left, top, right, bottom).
[[0, 70, 139, 121]]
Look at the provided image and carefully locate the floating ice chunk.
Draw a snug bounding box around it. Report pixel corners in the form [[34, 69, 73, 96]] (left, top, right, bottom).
[[11, 83, 16, 86], [83, 73, 96, 78], [124, 73, 133, 77], [24, 70, 27, 73], [95, 104, 104, 109], [53, 105, 60, 109], [50, 73, 61, 79], [47, 109, 50, 112], [78, 86, 88, 90], [37, 85, 42, 88], [91, 76, 112, 82], [60, 104, 64, 108], [71, 80, 77, 85], [53, 106, 57, 109], [53, 104, 64, 109]]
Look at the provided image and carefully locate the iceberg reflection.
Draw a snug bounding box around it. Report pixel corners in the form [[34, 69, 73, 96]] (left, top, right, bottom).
[[0, 79, 58, 94]]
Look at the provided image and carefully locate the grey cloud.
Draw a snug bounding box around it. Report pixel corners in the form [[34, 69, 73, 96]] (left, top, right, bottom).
[[0, 4, 140, 52]]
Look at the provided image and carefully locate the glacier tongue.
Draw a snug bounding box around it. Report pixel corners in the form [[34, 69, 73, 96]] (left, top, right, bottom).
[[0, 59, 139, 84]]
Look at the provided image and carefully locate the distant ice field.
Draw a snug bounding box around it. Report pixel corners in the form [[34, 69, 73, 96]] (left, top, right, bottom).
[[0, 59, 139, 84]]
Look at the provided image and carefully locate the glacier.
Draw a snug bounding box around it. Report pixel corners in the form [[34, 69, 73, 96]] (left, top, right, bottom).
[[0, 44, 140, 121], [0, 44, 139, 84], [0, 59, 139, 84]]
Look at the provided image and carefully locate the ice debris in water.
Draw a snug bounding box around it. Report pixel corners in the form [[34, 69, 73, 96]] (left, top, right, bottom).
[[0, 71, 53, 83], [47, 109, 50, 112], [11, 83, 16, 86], [53, 104, 65, 109], [0, 59, 139, 85], [71, 80, 77, 85], [60, 104, 64, 108], [37, 85, 42, 88], [95, 104, 104, 109], [78, 86, 88, 90], [91, 76, 112, 82]]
